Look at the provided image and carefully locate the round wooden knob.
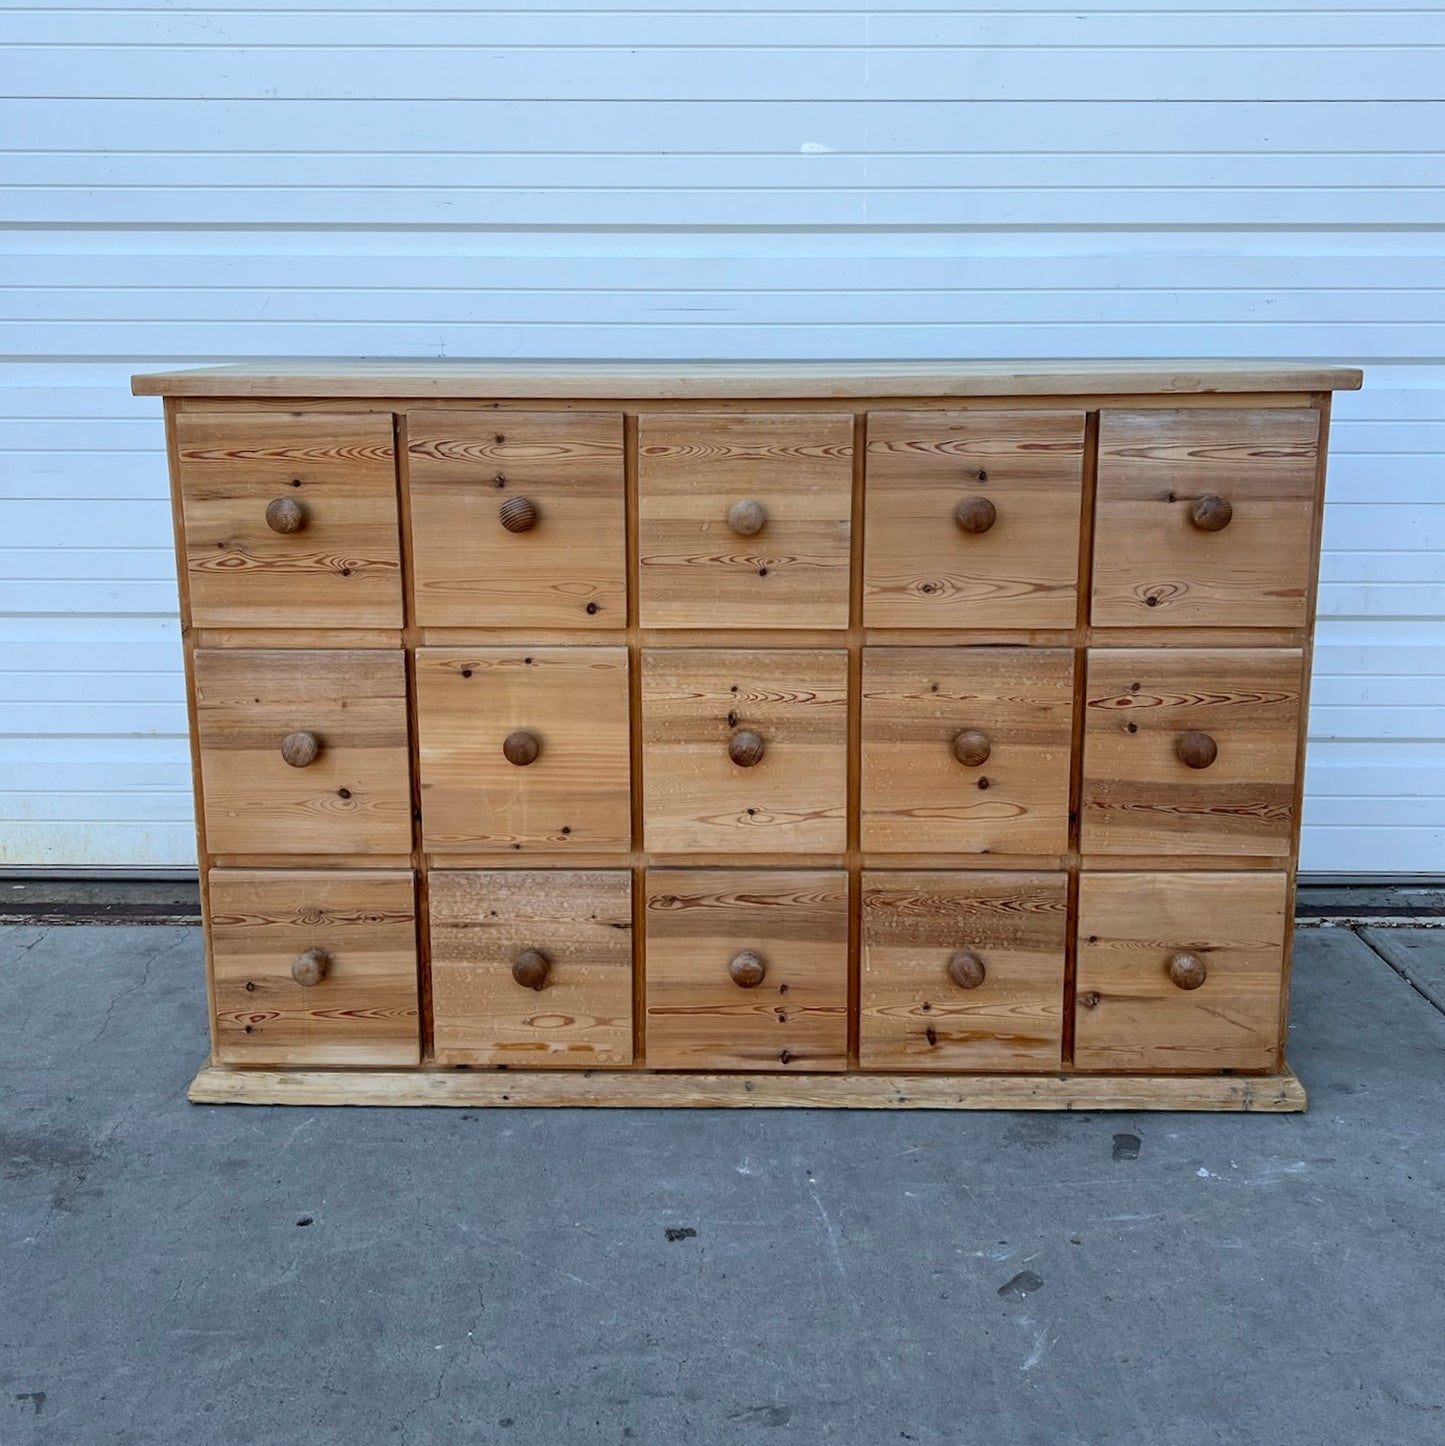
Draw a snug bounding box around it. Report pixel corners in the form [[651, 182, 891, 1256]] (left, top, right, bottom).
[[1190, 494, 1233, 532], [502, 729, 541, 766], [279, 731, 320, 769], [727, 499, 767, 536], [952, 729, 991, 767], [728, 730, 765, 768], [954, 496, 997, 534], [511, 947, 551, 991], [265, 497, 305, 534], [947, 950, 986, 990], [291, 947, 331, 987], [1175, 731, 1218, 770], [1168, 951, 1208, 991], [499, 496, 540, 533], [729, 949, 767, 988]]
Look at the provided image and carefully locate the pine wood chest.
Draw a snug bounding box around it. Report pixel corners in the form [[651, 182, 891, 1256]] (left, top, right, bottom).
[[133, 361, 1363, 1111]]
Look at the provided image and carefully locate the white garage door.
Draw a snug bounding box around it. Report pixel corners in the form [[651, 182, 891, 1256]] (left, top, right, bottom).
[[1, 1, 1441, 874]]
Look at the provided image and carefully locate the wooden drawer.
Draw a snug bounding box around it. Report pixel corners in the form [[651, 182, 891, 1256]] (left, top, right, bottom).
[[194, 649, 412, 856], [209, 869, 419, 1066], [406, 409, 625, 628], [641, 648, 848, 854], [864, 410, 1085, 628], [1091, 408, 1320, 628], [861, 647, 1074, 855], [1081, 648, 1303, 858], [430, 870, 633, 1068], [637, 412, 854, 628], [1075, 871, 1288, 1072], [643, 869, 848, 1070], [860, 871, 1066, 1071], [175, 410, 401, 628], [415, 646, 631, 855]]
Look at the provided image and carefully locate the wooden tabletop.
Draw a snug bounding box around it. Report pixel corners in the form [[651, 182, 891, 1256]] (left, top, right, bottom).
[[132, 359, 1364, 399]]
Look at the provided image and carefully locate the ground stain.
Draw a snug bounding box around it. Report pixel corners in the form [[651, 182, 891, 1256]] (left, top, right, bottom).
[[664, 1227, 697, 1242], [997, 1270, 1044, 1298], [728, 1405, 792, 1426], [1113, 1132, 1142, 1161]]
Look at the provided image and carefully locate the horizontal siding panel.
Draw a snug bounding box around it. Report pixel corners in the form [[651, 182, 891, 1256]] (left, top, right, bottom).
[[0, 760, 189, 792], [0, 789, 192, 824], [1300, 827, 1445, 874], [0, 701, 188, 734], [0, 821, 197, 869], [4, 44, 1437, 101], [5, 98, 1442, 155]]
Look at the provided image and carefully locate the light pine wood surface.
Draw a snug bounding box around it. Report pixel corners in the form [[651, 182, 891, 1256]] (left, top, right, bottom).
[[643, 869, 850, 1071], [640, 648, 849, 854], [1081, 648, 1304, 858], [861, 647, 1075, 855], [1092, 408, 1321, 628], [430, 869, 633, 1068], [864, 409, 1085, 628], [406, 409, 627, 629], [176, 410, 402, 628], [208, 869, 420, 1067], [860, 871, 1067, 1072], [1074, 871, 1290, 1072], [638, 412, 854, 628], [194, 649, 413, 856]]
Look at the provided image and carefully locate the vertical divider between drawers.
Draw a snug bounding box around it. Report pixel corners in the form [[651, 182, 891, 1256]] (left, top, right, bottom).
[[393, 409, 433, 1062], [625, 410, 648, 1067], [846, 410, 868, 1069], [1063, 409, 1101, 1068]]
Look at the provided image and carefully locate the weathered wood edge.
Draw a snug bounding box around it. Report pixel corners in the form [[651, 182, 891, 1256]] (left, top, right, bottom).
[[188, 1061, 1308, 1111], [133, 361, 1364, 399]]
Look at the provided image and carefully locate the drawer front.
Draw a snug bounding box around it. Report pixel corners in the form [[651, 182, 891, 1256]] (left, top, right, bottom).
[[194, 649, 412, 856], [176, 410, 401, 628], [641, 648, 848, 854], [1075, 871, 1288, 1072], [1091, 408, 1320, 628], [430, 870, 633, 1068], [638, 412, 853, 629], [861, 647, 1074, 855], [416, 646, 631, 855], [209, 869, 419, 1066], [1081, 648, 1303, 858], [644, 869, 848, 1070], [860, 872, 1066, 1072], [864, 410, 1085, 628], [407, 410, 626, 628]]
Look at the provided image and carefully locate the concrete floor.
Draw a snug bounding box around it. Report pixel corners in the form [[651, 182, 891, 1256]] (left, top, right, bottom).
[[2, 924, 1443, 1446]]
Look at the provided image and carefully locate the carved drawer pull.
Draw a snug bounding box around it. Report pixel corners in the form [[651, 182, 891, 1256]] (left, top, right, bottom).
[[1189, 494, 1233, 532], [1168, 951, 1208, 990], [512, 947, 551, 990], [499, 496, 540, 533], [729, 949, 767, 988], [952, 729, 991, 767], [291, 947, 331, 987], [265, 496, 305, 534], [280, 731, 320, 768], [727, 499, 768, 536], [947, 950, 986, 990], [728, 730, 766, 767], [954, 496, 997, 534], [1175, 731, 1218, 769], [502, 729, 542, 766]]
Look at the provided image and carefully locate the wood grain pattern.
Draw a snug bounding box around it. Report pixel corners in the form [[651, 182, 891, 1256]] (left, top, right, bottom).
[[134, 359, 1363, 400], [1091, 408, 1321, 628], [415, 646, 631, 855], [189, 1063, 1308, 1111], [407, 410, 626, 628], [864, 410, 1084, 627], [1081, 648, 1303, 857], [208, 869, 419, 1067], [430, 870, 633, 1068], [176, 410, 401, 627], [644, 869, 848, 1070], [638, 412, 854, 628], [1075, 872, 1288, 1072], [860, 871, 1066, 1071], [194, 649, 413, 856], [641, 648, 848, 854], [861, 647, 1074, 855]]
